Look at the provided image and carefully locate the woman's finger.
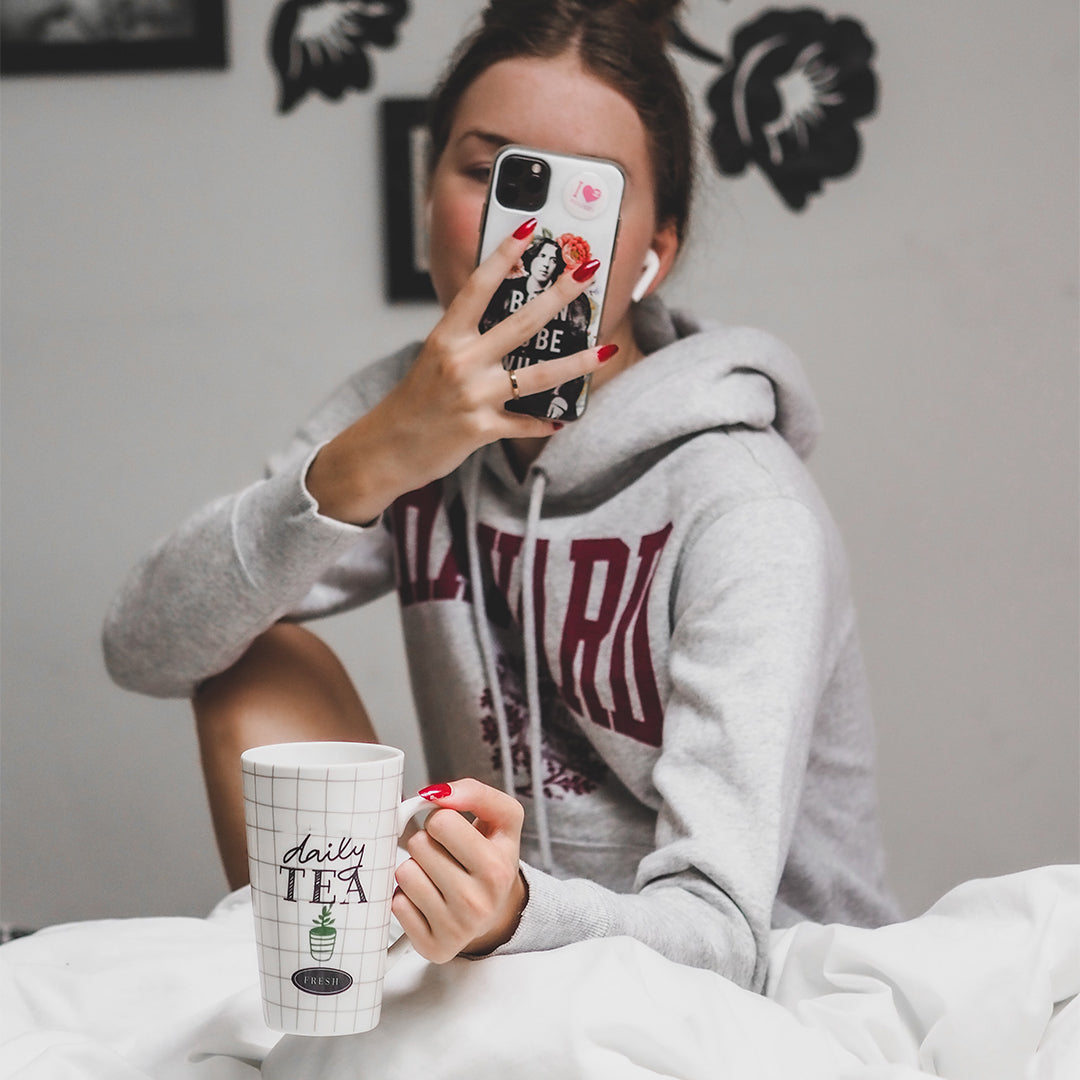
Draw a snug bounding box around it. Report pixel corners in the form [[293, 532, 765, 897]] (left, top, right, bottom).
[[419, 806, 505, 882], [419, 779, 525, 847], [442, 219, 539, 327], [405, 812, 470, 874], [400, 820, 483, 909], [395, 840, 448, 906], [390, 888, 441, 956], [502, 342, 618, 402], [479, 257, 601, 361]]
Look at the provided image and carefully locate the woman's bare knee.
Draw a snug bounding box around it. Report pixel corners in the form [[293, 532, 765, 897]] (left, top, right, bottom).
[[194, 622, 376, 745], [193, 623, 377, 889]]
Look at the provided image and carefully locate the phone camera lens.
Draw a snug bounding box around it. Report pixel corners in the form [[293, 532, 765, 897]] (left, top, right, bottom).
[[496, 154, 550, 213]]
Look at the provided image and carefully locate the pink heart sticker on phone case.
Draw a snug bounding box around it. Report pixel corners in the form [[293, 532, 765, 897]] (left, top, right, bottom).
[[582, 184, 602, 203]]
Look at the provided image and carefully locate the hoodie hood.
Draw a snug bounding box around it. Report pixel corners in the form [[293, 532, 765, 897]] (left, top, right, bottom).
[[483, 296, 823, 504]]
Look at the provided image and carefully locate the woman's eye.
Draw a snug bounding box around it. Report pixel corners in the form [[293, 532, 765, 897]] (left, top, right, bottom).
[[466, 164, 492, 183]]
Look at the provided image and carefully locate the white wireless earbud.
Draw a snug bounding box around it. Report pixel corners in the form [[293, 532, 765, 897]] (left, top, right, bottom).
[[631, 248, 661, 303]]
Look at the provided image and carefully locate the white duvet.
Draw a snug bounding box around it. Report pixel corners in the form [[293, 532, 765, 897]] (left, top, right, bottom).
[[2, 865, 1077, 1079]]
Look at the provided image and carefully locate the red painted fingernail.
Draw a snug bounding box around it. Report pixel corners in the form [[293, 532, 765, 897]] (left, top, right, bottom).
[[513, 217, 538, 240], [552, 422, 564, 430], [596, 343, 619, 362], [573, 258, 601, 283], [418, 783, 452, 801]]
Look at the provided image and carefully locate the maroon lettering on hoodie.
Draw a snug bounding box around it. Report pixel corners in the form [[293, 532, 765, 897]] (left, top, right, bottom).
[[557, 527, 671, 747], [388, 482, 471, 604], [388, 482, 671, 748]]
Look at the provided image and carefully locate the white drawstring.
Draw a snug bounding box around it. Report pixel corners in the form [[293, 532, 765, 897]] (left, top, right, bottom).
[[463, 452, 554, 873], [521, 469, 553, 870], [464, 455, 515, 797]]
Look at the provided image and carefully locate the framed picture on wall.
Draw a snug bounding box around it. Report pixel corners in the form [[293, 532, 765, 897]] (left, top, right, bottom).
[[381, 97, 437, 303], [0, 0, 228, 76]]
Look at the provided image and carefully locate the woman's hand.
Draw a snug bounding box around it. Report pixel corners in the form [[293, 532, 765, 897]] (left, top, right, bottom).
[[306, 223, 607, 524], [392, 778, 527, 964]]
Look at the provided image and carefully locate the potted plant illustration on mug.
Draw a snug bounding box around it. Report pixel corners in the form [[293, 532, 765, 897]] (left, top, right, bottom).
[[309, 906, 337, 961]]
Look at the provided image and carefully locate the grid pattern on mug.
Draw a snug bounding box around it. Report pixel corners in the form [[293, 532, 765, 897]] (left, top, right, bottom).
[[243, 755, 402, 1034]]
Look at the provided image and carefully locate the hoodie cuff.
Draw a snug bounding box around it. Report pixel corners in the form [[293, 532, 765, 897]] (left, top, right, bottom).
[[297, 442, 385, 529], [482, 862, 612, 957], [233, 444, 376, 588]]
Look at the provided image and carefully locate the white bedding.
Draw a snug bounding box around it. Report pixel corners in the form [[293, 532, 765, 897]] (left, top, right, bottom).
[[2, 865, 1077, 1079]]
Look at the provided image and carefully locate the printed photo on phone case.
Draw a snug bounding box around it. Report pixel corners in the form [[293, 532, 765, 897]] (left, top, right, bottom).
[[479, 230, 595, 421]]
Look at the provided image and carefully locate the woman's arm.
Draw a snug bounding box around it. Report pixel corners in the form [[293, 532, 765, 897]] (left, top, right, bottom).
[[104, 226, 610, 697], [101, 442, 395, 699]]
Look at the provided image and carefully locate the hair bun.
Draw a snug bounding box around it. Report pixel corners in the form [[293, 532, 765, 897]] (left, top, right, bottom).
[[624, 0, 684, 31], [572, 0, 684, 37], [484, 0, 683, 40]]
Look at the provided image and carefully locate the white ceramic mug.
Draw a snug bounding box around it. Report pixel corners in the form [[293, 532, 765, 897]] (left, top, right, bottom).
[[241, 741, 428, 1036]]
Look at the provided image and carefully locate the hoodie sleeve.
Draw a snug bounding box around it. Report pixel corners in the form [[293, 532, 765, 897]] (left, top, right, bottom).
[[101, 351, 419, 699], [490, 497, 836, 992]]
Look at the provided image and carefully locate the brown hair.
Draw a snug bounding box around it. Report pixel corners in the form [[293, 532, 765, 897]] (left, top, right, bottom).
[[428, 0, 693, 241]]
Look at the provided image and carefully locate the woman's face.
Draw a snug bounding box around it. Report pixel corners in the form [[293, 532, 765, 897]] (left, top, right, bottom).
[[427, 52, 670, 340], [529, 242, 560, 285]]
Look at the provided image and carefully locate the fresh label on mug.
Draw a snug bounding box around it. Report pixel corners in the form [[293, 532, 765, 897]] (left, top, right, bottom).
[[292, 966, 354, 995]]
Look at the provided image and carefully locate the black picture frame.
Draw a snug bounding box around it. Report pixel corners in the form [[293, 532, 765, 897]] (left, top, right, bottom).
[[381, 97, 437, 303], [0, 1, 228, 76]]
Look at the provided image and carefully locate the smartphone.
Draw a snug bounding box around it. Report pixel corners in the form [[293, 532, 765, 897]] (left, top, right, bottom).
[[477, 145, 625, 422]]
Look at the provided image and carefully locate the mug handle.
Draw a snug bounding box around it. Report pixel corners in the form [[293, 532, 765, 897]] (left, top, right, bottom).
[[385, 794, 433, 968]]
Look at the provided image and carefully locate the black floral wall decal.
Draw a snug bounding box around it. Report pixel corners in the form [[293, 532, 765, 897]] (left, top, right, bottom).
[[672, 6, 878, 211], [269, 0, 410, 114]]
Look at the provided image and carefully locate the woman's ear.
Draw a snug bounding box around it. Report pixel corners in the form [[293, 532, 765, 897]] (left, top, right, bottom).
[[633, 220, 680, 302]]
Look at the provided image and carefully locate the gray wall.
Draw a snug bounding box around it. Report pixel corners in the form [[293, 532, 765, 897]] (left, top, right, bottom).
[[2, 1, 1076, 928]]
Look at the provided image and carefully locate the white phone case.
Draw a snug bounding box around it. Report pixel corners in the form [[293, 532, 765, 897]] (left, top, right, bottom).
[[477, 145, 625, 422]]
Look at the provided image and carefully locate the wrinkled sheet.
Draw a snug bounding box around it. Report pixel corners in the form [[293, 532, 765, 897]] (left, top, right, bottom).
[[1, 866, 1077, 1079]]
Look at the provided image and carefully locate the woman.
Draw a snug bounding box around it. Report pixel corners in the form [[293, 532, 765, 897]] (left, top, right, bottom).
[[103, 0, 898, 991]]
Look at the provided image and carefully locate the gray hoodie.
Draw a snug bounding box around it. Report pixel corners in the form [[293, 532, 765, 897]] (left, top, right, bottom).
[[104, 298, 899, 992]]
